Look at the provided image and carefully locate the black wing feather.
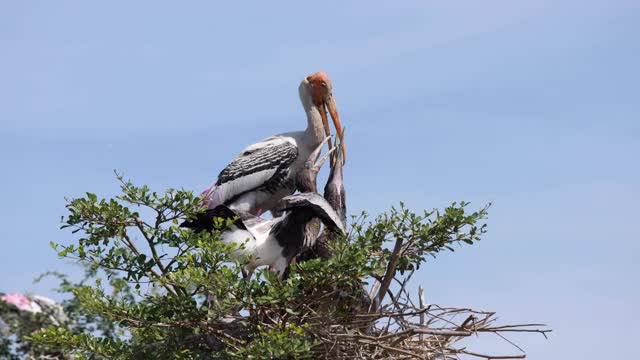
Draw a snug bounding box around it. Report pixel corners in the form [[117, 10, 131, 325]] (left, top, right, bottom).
[[216, 141, 298, 186], [180, 205, 246, 232]]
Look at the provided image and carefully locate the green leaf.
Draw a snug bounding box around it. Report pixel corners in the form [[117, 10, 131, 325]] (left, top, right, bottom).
[[86, 192, 97, 202]]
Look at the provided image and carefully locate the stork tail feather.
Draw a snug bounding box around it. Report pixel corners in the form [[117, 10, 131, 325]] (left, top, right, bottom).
[[180, 205, 243, 232]]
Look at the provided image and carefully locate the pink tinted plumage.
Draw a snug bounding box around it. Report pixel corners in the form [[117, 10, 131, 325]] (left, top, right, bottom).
[[201, 184, 225, 209]]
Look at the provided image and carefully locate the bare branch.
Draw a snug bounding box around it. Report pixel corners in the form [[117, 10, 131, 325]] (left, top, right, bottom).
[[374, 236, 404, 312]]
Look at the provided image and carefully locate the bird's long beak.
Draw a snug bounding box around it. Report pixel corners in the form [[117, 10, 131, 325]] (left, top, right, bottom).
[[324, 95, 346, 165]]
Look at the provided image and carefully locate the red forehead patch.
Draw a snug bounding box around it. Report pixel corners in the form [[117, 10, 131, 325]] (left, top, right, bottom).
[[307, 71, 331, 85]]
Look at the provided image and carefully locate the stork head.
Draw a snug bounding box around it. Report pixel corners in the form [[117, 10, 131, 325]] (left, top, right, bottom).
[[303, 71, 346, 165]]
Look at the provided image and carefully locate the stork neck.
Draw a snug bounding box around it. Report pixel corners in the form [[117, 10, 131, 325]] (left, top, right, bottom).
[[299, 81, 325, 148], [303, 105, 326, 148], [296, 169, 318, 193]]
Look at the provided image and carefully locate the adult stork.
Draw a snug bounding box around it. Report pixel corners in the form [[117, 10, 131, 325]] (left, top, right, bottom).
[[201, 71, 346, 215]]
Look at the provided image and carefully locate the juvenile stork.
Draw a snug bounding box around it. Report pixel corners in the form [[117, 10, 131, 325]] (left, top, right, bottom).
[[296, 131, 347, 261], [190, 194, 344, 278], [201, 71, 346, 215]]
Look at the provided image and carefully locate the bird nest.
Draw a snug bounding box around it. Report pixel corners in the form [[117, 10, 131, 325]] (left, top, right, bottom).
[[212, 277, 550, 360], [310, 305, 549, 359]]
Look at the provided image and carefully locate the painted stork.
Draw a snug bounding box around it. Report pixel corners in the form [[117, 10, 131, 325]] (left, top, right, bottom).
[[200, 71, 346, 215], [183, 137, 344, 278]]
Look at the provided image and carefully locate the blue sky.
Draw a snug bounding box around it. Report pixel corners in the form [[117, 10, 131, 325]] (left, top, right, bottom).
[[1, 1, 638, 358]]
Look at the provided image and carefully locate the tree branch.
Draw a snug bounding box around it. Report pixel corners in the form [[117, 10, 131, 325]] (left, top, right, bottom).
[[374, 236, 404, 312]]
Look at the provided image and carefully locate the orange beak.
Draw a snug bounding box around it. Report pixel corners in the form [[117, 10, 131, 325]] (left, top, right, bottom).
[[319, 95, 346, 166], [327, 95, 345, 165], [308, 71, 346, 166]]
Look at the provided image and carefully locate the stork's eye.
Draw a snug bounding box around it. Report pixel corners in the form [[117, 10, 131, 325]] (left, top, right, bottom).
[[321, 81, 327, 87]]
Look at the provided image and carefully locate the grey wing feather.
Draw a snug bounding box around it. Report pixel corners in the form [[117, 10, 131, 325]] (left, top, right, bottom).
[[207, 206, 277, 242], [236, 211, 266, 228]]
